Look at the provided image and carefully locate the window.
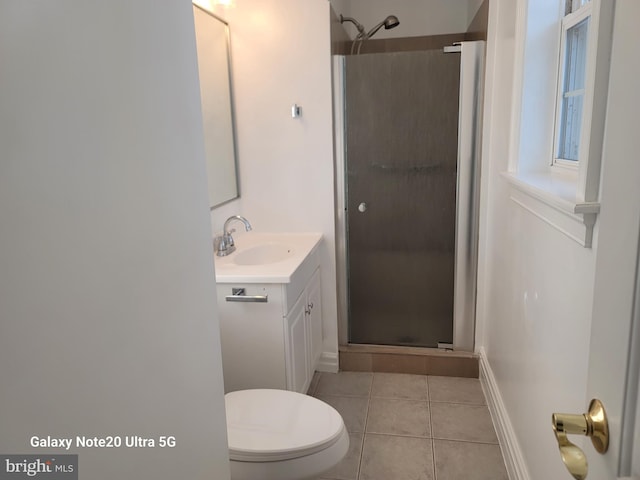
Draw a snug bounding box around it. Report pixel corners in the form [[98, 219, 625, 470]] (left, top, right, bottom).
[[554, 0, 592, 165], [503, 0, 614, 247]]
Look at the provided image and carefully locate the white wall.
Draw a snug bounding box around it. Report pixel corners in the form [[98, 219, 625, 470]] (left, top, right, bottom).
[[467, 0, 485, 23], [197, 0, 339, 369], [333, 0, 481, 39], [0, 2, 230, 478], [476, 0, 598, 478]]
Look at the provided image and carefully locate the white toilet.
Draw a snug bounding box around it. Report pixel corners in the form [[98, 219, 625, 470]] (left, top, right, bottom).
[[225, 389, 349, 480]]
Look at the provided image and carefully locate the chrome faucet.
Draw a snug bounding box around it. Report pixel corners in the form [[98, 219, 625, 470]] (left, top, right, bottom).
[[215, 215, 252, 256]]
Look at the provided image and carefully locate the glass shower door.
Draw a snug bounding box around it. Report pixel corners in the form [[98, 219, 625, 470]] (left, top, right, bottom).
[[345, 50, 461, 347]]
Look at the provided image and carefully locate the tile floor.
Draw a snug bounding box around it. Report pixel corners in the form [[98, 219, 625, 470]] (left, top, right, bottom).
[[307, 371, 508, 480]]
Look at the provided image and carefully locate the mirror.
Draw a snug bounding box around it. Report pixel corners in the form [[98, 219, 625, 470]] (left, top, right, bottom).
[[193, 5, 239, 208]]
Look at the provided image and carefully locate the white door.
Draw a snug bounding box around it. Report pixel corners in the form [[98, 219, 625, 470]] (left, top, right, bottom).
[[562, 1, 640, 478]]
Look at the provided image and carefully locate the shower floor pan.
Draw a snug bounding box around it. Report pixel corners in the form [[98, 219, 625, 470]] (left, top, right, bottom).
[[338, 344, 478, 378]]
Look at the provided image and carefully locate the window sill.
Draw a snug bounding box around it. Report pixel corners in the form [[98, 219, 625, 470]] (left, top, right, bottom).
[[501, 171, 600, 247]]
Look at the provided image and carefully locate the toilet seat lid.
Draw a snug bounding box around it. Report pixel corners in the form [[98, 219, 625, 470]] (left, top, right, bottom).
[[225, 389, 346, 462]]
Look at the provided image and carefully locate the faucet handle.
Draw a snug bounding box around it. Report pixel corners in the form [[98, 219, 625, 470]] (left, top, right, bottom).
[[214, 230, 237, 257], [215, 238, 236, 256]]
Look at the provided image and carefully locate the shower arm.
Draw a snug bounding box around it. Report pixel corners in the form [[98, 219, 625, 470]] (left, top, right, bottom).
[[364, 20, 386, 41], [339, 15, 365, 36]]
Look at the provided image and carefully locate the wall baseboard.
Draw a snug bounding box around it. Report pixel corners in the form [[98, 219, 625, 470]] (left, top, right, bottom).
[[317, 351, 339, 373], [478, 347, 530, 480]]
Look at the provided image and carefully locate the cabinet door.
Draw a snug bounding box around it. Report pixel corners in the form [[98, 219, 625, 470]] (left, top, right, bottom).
[[285, 293, 309, 393], [217, 284, 286, 392], [306, 269, 323, 371]]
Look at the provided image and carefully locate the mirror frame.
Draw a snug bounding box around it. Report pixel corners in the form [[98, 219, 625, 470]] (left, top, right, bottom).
[[193, 4, 240, 209]]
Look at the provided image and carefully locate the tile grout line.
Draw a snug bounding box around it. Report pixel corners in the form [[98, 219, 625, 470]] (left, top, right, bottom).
[[355, 373, 373, 480], [427, 376, 438, 480], [429, 435, 501, 446], [351, 430, 498, 445], [317, 393, 370, 399]]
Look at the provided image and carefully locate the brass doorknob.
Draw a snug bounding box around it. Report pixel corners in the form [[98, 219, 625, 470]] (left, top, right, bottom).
[[552, 399, 609, 480]]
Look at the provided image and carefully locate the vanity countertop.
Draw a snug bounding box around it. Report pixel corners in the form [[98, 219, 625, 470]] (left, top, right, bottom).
[[214, 231, 322, 283]]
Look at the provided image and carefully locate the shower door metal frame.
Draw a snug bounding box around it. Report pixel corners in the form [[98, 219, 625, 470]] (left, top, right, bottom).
[[333, 55, 350, 346], [332, 42, 485, 351], [451, 41, 485, 352]]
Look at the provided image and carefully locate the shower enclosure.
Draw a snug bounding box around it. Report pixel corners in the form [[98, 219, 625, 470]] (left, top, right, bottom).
[[334, 42, 484, 351]]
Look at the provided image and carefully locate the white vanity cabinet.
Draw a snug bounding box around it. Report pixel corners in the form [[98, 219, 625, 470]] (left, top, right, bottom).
[[216, 243, 322, 394]]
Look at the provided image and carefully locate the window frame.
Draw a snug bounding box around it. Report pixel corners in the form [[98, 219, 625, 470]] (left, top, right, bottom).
[[502, 0, 615, 247], [552, 1, 593, 169]]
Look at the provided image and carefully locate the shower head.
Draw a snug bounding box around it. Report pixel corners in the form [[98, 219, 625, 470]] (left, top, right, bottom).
[[339, 14, 365, 36], [365, 15, 400, 39], [383, 15, 400, 29], [343, 13, 400, 55]]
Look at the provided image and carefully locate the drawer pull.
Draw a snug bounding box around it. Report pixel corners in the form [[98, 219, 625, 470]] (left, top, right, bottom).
[[225, 288, 268, 303]]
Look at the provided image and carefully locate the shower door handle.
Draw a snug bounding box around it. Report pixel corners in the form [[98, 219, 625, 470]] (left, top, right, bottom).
[[358, 202, 367, 213]]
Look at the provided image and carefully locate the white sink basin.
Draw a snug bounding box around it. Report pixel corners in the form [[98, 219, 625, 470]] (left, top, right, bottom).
[[232, 243, 294, 266], [214, 232, 322, 283]]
